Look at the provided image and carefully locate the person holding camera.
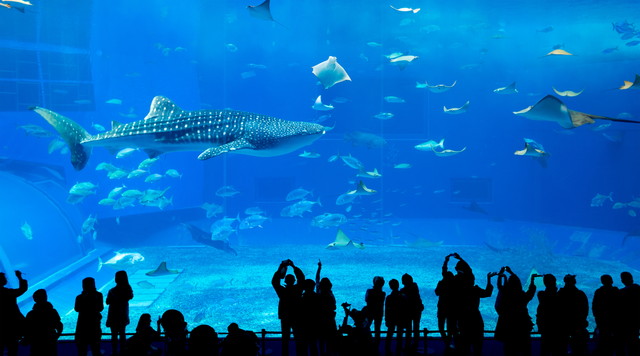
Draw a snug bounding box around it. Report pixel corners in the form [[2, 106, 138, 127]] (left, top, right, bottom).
[[0, 270, 28, 356], [494, 266, 536, 356], [272, 259, 305, 356]]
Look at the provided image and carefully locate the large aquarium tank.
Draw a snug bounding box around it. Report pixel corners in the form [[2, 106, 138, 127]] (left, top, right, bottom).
[[1, 0, 640, 337]]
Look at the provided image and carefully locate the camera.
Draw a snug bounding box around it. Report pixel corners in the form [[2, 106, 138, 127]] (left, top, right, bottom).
[[341, 302, 351, 308]]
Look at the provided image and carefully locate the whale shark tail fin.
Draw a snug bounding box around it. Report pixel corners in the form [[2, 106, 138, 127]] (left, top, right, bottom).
[[31, 106, 93, 170]]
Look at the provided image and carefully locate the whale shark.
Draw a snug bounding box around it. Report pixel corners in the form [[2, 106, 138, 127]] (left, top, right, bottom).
[[31, 96, 327, 170]]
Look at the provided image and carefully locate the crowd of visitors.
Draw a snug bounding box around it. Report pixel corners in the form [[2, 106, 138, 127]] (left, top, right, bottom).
[[0, 253, 639, 356]]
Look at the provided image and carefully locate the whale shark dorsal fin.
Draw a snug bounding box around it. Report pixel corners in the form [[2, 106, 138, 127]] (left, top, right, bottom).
[[144, 96, 184, 120], [111, 121, 123, 129]]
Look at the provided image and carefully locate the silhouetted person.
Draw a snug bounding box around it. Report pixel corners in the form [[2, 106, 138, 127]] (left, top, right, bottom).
[[106, 270, 133, 355], [315, 260, 337, 356], [385, 279, 407, 356], [123, 313, 161, 356], [557, 274, 589, 356], [75, 277, 104, 356], [365, 276, 386, 349], [338, 303, 374, 356], [159, 309, 188, 356], [189, 324, 219, 356], [619, 271, 640, 355], [494, 267, 536, 356], [436, 254, 457, 351], [536, 274, 563, 356], [300, 278, 320, 356], [400, 273, 423, 351], [24, 288, 63, 356], [0, 271, 27, 356], [219, 323, 259, 356], [592, 274, 620, 356], [272, 259, 305, 356]]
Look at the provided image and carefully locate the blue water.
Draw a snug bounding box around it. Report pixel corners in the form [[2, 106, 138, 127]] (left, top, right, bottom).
[[1, 0, 640, 335]]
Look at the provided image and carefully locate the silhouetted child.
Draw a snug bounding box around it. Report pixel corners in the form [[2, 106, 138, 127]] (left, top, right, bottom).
[[557, 274, 588, 356], [400, 273, 423, 351], [385, 279, 407, 356], [106, 270, 134, 355], [159, 309, 188, 356], [619, 271, 640, 355], [536, 274, 562, 356], [272, 259, 305, 356], [494, 266, 536, 356], [338, 303, 374, 356], [219, 322, 259, 356], [0, 270, 28, 356], [365, 276, 386, 349], [188, 324, 219, 356], [592, 274, 620, 356], [24, 288, 63, 356], [75, 277, 104, 356], [299, 278, 320, 356], [315, 260, 337, 356], [123, 313, 161, 356], [436, 254, 457, 350]]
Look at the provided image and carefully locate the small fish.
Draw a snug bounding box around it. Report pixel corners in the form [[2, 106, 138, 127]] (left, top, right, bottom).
[[91, 123, 106, 132], [394, 163, 412, 169], [108, 186, 126, 199], [239, 215, 269, 229], [340, 154, 365, 170], [201, 202, 224, 218], [116, 148, 138, 158], [21, 222, 33, 240], [105, 98, 123, 105], [374, 112, 394, 120], [108, 170, 128, 180], [312, 95, 334, 111], [225, 43, 238, 52], [536, 26, 554, 33], [384, 96, 405, 103], [367, 42, 383, 47], [74, 99, 92, 105], [286, 188, 312, 201], [18, 124, 52, 137], [389, 5, 420, 13], [127, 169, 147, 179], [415, 139, 444, 151], [165, 169, 182, 178], [248, 63, 267, 69], [630, 210, 637, 217], [299, 151, 321, 158], [433, 189, 446, 194], [216, 185, 239, 197], [138, 157, 160, 169], [245, 206, 265, 215], [591, 123, 611, 132], [612, 202, 627, 209], [602, 47, 618, 54], [590, 192, 613, 207], [144, 173, 163, 183], [98, 198, 116, 206], [81, 214, 98, 235], [240, 71, 256, 79], [443, 101, 470, 114], [626, 40, 640, 47]]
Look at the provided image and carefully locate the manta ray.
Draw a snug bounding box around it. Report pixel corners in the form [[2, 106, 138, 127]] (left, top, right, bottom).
[[247, 0, 282, 25], [443, 101, 470, 114], [553, 88, 583, 97], [183, 223, 237, 255], [312, 56, 351, 89], [619, 74, 640, 90], [514, 138, 549, 167], [145, 262, 180, 276], [326, 229, 365, 249], [417, 81, 456, 93], [494, 82, 518, 94], [514, 95, 640, 129], [31, 96, 326, 170]]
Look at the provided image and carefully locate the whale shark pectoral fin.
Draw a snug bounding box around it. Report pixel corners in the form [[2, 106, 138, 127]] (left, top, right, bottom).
[[197, 139, 255, 160], [144, 149, 163, 158]]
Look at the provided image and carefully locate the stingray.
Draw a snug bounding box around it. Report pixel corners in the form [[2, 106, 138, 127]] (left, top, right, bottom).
[[346, 181, 377, 195], [247, 0, 282, 25], [493, 82, 518, 94], [326, 229, 365, 249], [312, 95, 334, 111], [312, 56, 351, 89], [514, 95, 640, 129], [463, 201, 488, 215], [443, 100, 470, 114], [390, 5, 420, 13], [183, 223, 238, 255], [432, 147, 466, 157], [418, 81, 456, 93], [514, 138, 549, 167], [619, 74, 640, 90], [553, 88, 584, 97], [389, 55, 418, 70], [145, 262, 180, 276], [544, 49, 573, 56]]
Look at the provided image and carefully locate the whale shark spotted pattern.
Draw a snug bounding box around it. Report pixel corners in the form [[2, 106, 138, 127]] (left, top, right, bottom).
[[31, 96, 327, 170]]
